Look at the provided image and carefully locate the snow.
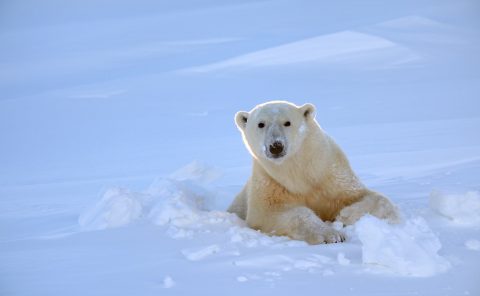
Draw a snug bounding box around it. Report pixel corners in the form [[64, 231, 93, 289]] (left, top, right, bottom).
[[336, 252, 351, 266], [1, 0, 480, 295], [184, 31, 418, 73], [76, 162, 454, 278], [162, 276, 175, 288], [78, 188, 144, 230], [236, 276, 249, 282], [465, 240, 480, 251], [429, 191, 480, 225], [78, 161, 229, 232], [355, 215, 450, 277], [182, 245, 222, 261]]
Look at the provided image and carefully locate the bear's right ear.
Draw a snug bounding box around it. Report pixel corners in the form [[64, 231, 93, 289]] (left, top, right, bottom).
[[235, 111, 249, 130]]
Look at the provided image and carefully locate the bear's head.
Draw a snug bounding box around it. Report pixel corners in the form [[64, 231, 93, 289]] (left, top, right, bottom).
[[235, 101, 316, 164]]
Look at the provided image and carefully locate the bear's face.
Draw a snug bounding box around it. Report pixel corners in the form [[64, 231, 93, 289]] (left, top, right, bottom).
[[235, 101, 315, 163]]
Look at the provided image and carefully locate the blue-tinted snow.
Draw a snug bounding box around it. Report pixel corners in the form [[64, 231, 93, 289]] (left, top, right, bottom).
[[0, 0, 479, 295]]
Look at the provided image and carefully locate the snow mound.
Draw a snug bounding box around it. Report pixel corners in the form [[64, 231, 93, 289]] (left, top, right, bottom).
[[78, 162, 303, 251], [78, 161, 229, 232], [167, 160, 223, 185], [355, 215, 450, 277], [78, 188, 145, 231], [429, 191, 480, 225]]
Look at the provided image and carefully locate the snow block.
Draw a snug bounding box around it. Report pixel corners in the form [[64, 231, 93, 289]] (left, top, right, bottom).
[[355, 215, 450, 277]]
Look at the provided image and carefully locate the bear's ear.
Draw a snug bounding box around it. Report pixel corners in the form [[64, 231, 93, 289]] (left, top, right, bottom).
[[235, 111, 249, 130], [300, 103, 316, 119]]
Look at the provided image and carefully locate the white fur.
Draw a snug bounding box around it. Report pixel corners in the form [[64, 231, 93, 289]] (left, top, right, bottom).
[[229, 101, 400, 244]]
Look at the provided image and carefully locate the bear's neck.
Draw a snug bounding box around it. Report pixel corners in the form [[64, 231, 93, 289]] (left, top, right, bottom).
[[258, 126, 332, 195]]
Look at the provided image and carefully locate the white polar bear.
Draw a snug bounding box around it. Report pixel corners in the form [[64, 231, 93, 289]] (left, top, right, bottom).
[[228, 101, 400, 244]]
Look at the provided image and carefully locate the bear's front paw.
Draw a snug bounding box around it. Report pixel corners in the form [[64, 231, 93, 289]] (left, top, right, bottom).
[[307, 227, 345, 245]]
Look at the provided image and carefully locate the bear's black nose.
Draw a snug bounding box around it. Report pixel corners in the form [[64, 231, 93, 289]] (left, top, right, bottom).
[[269, 141, 284, 156]]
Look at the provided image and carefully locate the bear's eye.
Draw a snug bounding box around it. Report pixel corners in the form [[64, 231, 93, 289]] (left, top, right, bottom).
[[284, 121, 291, 127], [258, 122, 265, 128]]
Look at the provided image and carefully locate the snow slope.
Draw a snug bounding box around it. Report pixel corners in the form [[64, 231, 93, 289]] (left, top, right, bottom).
[[1, 0, 480, 295]]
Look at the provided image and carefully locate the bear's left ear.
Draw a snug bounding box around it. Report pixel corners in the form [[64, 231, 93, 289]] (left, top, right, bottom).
[[235, 111, 249, 130], [299, 103, 316, 119]]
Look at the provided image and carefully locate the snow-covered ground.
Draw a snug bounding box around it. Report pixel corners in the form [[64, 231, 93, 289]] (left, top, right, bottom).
[[1, 1, 479, 295]]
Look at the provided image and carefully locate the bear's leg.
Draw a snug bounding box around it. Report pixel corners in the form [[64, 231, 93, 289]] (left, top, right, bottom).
[[227, 185, 247, 220], [268, 206, 345, 244], [335, 191, 401, 225]]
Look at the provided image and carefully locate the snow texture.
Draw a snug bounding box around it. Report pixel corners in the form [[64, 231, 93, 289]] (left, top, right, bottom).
[[184, 31, 418, 73], [465, 239, 480, 251], [162, 276, 175, 288], [337, 252, 351, 266], [355, 215, 450, 277], [78, 188, 144, 230], [78, 162, 241, 237], [182, 245, 221, 261], [429, 191, 480, 225], [79, 162, 452, 278]]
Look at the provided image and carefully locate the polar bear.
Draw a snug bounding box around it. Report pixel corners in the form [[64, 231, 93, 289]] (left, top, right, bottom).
[[228, 101, 400, 244]]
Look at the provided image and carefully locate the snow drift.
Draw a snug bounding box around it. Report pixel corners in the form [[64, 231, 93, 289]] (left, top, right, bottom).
[[78, 162, 452, 277], [79, 161, 231, 233]]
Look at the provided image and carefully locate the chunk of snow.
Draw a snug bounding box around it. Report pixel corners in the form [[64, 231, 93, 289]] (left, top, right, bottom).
[[465, 239, 480, 251], [355, 215, 450, 277], [337, 253, 350, 266], [78, 161, 226, 231], [236, 276, 248, 282], [78, 188, 144, 231], [147, 180, 205, 227], [429, 191, 480, 225], [167, 161, 223, 185], [181, 245, 221, 261], [162, 276, 175, 288]]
